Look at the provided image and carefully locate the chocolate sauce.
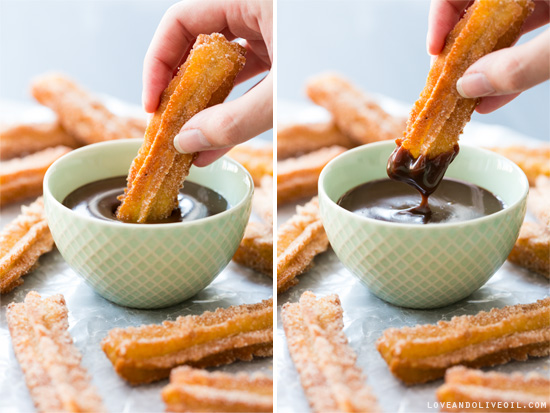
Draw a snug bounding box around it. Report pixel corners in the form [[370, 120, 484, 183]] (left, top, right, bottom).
[[338, 178, 504, 225], [63, 176, 228, 224]]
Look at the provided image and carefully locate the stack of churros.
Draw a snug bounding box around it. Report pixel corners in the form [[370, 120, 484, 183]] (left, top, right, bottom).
[[162, 366, 273, 412], [117, 33, 246, 223], [376, 298, 550, 385], [0, 197, 54, 294], [7, 291, 105, 412], [101, 298, 273, 385], [282, 291, 380, 413]]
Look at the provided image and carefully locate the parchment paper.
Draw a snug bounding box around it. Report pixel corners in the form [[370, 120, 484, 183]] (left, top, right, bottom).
[[276, 99, 550, 413]]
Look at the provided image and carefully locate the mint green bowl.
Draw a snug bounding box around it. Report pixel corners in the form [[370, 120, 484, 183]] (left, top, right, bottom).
[[43, 139, 253, 309], [318, 141, 528, 309]]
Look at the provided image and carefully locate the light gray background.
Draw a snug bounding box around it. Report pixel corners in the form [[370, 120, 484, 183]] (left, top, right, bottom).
[[0, 0, 272, 140], [278, 0, 549, 142]]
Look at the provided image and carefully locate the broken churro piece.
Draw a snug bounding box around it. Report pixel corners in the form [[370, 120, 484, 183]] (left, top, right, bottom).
[[306, 73, 405, 145], [117, 33, 246, 223], [508, 222, 550, 278], [282, 292, 380, 413], [488, 145, 550, 187], [7, 292, 105, 412], [101, 298, 273, 385], [162, 366, 273, 412], [228, 144, 273, 186], [376, 298, 550, 385], [30, 73, 144, 145], [277, 197, 329, 294], [0, 198, 54, 294], [437, 366, 550, 412], [0, 121, 79, 160], [387, 0, 534, 197], [0, 145, 72, 205], [277, 145, 346, 205], [277, 121, 356, 159]]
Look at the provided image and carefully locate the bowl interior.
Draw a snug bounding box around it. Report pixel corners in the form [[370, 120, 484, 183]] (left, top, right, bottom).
[[45, 138, 253, 212], [320, 141, 528, 213]]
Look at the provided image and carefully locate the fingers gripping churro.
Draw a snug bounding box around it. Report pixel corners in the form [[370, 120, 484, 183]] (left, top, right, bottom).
[[305, 74, 405, 145], [162, 366, 273, 413], [117, 34, 246, 223], [376, 298, 550, 385], [277, 145, 347, 205], [437, 366, 550, 412], [387, 0, 534, 197], [0, 197, 54, 294], [101, 299, 273, 385], [7, 292, 105, 413], [0, 145, 72, 205], [277, 197, 329, 294], [282, 292, 380, 413]]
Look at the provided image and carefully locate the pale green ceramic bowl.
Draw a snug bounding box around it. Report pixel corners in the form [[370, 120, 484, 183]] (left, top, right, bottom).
[[43, 139, 253, 309], [319, 141, 529, 309]]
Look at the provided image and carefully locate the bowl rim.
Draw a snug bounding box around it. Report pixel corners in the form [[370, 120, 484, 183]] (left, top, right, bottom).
[[318, 141, 529, 228], [43, 138, 254, 229]]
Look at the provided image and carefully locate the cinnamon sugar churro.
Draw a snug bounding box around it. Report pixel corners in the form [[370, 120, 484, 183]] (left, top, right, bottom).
[[0, 197, 53, 294], [282, 292, 380, 413], [306, 73, 405, 145], [7, 292, 105, 412], [0, 121, 79, 160], [488, 145, 550, 186], [277, 145, 346, 205], [101, 299, 273, 385], [529, 177, 550, 228], [30, 73, 145, 145], [0, 145, 72, 206], [387, 0, 534, 198], [277, 121, 355, 159], [228, 144, 273, 186], [277, 197, 329, 294], [508, 222, 550, 278], [117, 33, 245, 223], [437, 366, 550, 412], [376, 298, 550, 385], [162, 366, 273, 412]]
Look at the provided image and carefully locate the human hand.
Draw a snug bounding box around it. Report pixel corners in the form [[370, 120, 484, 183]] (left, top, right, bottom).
[[143, 0, 273, 166], [427, 0, 549, 113]]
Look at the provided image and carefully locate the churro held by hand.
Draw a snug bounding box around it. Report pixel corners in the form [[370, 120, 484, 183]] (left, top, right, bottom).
[[282, 292, 380, 413], [7, 292, 105, 412], [437, 366, 550, 412], [101, 298, 273, 385], [387, 0, 534, 197], [117, 34, 246, 223], [162, 366, 273, 413], [376, 298, 550, 385]]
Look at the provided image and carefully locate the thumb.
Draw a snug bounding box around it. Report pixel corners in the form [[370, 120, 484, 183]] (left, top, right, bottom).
[[456, 30, 550, 98], [173, 71, 273, 154]]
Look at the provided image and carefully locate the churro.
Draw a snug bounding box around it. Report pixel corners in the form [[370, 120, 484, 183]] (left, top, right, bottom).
[[488, 145, 550, 186], [277, 145, 346, 205], [437, 366, 550, 412], [529, 176, 550, 228], [376, 298, 550, 385], [7, 291, 105, 412], [277, 197, 329, 294], [0, 121, 79, 160], [162, 366, 273, 412], [0, 197, 53, 294], [277, 121, 355, 159], [30, 73, 145, 144], [306, 73, 405, 145], [101, 298, 273, 385], [387, 0, 534, 198], [282, 292, 380, 413], [0, 145, 71, 206], [508, 222, 550, 278], [117, 33, 245, 223], [228, 143, 273, 186]]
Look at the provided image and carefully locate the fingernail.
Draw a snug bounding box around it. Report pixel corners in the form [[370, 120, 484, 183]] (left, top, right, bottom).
[[430, 55, 436, 67], [173, 129, 210, 154], [456, 73, 495, 98]]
